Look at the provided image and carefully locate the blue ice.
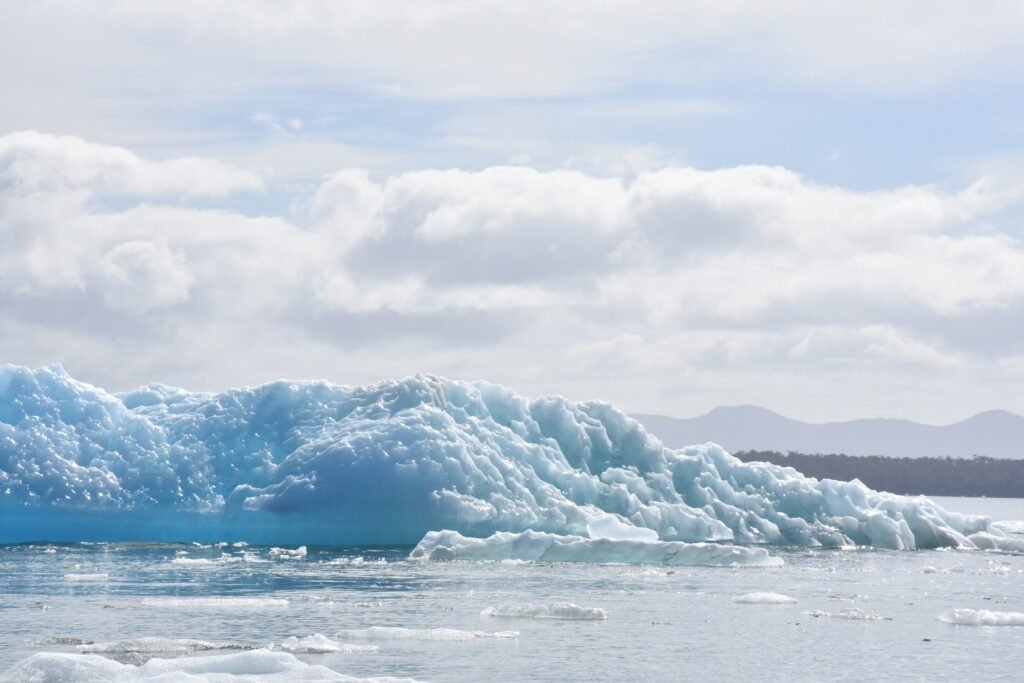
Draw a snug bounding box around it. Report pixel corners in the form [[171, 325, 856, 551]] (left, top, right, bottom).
[[0, 364, 999, 550]]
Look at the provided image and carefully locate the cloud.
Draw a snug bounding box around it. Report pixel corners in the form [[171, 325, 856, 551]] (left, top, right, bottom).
[[2, 2, 1021, 106], [3, 131, 1024, 421], [0, 131, 263, 196]]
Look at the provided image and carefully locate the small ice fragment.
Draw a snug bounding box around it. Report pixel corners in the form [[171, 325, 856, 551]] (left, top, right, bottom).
[[939, 609, 1024, 626], [280, 634, 377, 654], [63, 573, 108, 582], [806, 608, 886, 620], [335, 627, 518, 641], [733, 592, 797, 604], [481, 603, 607, 620]]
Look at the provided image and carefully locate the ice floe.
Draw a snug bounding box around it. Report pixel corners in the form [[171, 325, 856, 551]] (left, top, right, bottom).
[[335, 627, 518, 641], [279, 635, 377, 654], [410, 530, 782, 567], [732, 592, 797, 604], [939, 609, 1024, 626], [481, 603, 608, 620]]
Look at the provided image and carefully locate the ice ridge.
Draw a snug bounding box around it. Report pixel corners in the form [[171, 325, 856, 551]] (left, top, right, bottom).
[[0, 364, 999, 550]]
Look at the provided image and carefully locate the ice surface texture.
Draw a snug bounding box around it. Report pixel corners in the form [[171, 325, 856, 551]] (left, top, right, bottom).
[[412, 530, 781, 566], [0, 364, 998, 549], [0, 649, 423, 682]]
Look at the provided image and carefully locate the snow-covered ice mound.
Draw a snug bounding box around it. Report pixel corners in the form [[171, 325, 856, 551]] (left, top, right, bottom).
[[0, 364, 999, 550]]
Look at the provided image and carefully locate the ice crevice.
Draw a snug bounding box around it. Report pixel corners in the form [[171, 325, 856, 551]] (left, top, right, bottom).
[[0, 364, 1003, 554]]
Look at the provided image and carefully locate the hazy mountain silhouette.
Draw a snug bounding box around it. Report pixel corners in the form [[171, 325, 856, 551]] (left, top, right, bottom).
[[633, 406, 1024, 459]]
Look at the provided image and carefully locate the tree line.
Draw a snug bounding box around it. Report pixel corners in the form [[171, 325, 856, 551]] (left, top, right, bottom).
[[733, 450, 1024, 498]]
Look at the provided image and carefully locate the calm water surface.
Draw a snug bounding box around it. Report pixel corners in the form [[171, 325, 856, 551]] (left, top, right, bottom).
[[2, 497, 1023, 682]]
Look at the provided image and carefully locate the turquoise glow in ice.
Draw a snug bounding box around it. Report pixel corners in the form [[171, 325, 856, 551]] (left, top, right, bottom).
[[0, 364, 996, 548]]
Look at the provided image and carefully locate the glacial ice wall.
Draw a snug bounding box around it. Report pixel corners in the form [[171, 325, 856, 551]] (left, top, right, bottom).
[[0, 364, 994, 548]]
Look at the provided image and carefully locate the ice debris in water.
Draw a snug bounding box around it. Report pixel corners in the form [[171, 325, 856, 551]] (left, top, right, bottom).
[[807, 608, 888, 621], [733, 592, 797, 604], [967, 532, 1024, 553], [411, 530, 781, 567], [279, 635, 377, 654], [993, 520, 1024, 534], [139, 597, 289, 609], [0, 649, 425, 682], [481, 603, 608, 620], [939, 609, 1024, 626], [335, 627, 518, 641], [0, 364, 1004, 551], [79, 638, 254, 665]]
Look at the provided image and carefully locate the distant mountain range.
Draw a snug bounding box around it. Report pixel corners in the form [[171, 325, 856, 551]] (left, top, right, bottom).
[[632, 406, 1024, 459]]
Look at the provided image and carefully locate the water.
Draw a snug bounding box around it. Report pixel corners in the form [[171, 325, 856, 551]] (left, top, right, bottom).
[[2, 498, 1024, 682]]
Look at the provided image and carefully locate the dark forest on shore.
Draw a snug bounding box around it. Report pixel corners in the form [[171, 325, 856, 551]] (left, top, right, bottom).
[[734, 451, 1024, 498]]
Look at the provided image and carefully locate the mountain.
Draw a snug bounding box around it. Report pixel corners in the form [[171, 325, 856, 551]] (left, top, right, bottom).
[[632, 406, 1024, 459]]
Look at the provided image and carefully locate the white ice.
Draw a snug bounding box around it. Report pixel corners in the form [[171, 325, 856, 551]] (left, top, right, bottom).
[[411, 530, 782, 567], [733, 592, 797, 604], [279, 635, 377, 654], [0, 649, 424, 682], [939, 609, 1024, 626], [481, 603, 608, 620], [806, 608, 887, 620], [335, 627, 518, 641], [0, 364, 1000, 551]]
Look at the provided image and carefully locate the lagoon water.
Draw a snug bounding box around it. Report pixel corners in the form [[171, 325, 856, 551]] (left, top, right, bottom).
[[2, 497, 1023, 682]]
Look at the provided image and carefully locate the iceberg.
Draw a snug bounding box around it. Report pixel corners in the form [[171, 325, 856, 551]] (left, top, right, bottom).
[[0, 364, 997, 550]]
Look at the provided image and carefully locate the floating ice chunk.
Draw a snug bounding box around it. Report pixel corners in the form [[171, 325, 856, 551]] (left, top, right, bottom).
[[733, 592, 797, 604], [280, 635, 377, 654], [139, 597, 289, 609], [481, 603, 607, 620], [0, 365, 1001, 550], [411, 530, 782, 567], [993, 520, 1024, 534], [79, 638, 253, 664], [335, 627, 518, 641], [33, 637, 94, 646], [63, 573, 108, 582], [939, 609, 1024, 626], [806, 608, 887, 620], [967, 532, 1024, 554], [0, 649, 425, 681], [269, 546, 308, 560]]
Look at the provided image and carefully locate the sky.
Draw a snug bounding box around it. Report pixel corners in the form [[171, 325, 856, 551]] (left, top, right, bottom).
[[2, 1, 1024, 423]]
